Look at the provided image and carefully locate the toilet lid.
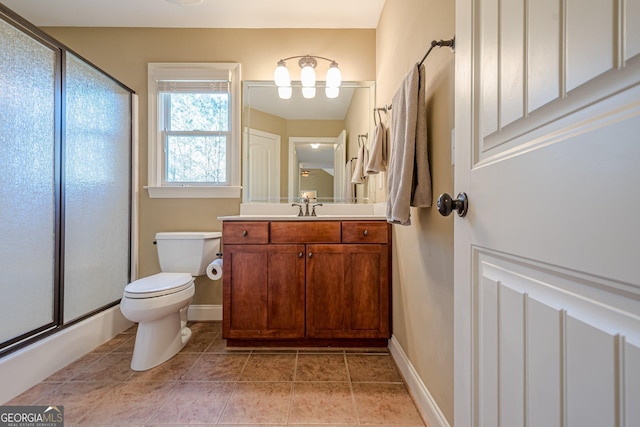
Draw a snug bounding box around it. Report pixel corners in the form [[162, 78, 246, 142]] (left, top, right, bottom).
[[124, 272, 194, 298]]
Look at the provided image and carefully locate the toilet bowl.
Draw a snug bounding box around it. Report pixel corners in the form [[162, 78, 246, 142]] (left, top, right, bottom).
[[121, 272, 195, 371], [120, 231, 221, 371]]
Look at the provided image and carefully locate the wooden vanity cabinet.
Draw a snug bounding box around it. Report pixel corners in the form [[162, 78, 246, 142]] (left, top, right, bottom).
[[222, 220, 391, 346], [306, 243, 389, 339], [223, 243, 305, 339]]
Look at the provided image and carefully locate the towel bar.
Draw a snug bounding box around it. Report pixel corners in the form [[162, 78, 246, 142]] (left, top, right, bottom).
[[373, 36, 455, 122], [418, 37, 455, 66]]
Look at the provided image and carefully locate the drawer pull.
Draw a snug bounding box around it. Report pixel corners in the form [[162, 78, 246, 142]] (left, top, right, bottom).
[[308, 252, 313, 258], [242, 230, 248, 237], [363, 229, 369, 236], [298, 252, 303, 258]]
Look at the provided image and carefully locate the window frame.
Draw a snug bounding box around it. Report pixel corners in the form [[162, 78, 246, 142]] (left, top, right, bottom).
[[147, 63, 241, 198]]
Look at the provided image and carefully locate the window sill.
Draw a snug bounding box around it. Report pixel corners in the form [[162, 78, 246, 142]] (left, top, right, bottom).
[[145, 186, 241, 199]]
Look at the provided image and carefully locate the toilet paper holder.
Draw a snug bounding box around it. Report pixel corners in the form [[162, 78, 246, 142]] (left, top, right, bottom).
[[206, 254, 224, 280]]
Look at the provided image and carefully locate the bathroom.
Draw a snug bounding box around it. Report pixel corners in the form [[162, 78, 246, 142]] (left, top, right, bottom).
[[0, 1, 455, 424], [2, 0, 638, 426]]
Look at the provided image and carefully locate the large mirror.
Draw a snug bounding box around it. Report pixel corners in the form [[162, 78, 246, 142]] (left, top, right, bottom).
[[242, 80, 375, 203]]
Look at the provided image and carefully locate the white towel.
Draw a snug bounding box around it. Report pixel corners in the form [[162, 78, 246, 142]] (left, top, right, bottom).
[[386, 63, 431, 225], [411, 64, 432, 208], [366, 122, 388, 174], [351, 144, 369, 184]]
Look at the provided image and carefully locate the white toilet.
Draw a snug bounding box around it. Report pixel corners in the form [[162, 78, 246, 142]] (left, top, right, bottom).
[[120, 231, 222, 371]]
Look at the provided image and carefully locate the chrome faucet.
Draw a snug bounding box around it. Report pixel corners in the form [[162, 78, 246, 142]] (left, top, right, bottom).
[[303, 196, 311, 216], [311, 202, 323, 216], [291, 202, 304, 216], [291, 196, 322, 216], [291, 196, 311, 216]]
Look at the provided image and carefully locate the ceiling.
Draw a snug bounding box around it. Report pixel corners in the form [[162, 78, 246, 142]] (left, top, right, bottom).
[[0, 0, 385, 29]]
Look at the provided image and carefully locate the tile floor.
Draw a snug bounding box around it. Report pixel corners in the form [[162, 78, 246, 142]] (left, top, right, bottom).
[[7, 322, 426, 426]]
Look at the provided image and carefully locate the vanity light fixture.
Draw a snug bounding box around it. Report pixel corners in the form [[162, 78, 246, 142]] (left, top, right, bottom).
[[274, 55, 342, 99], [310, 144, 320, 150]]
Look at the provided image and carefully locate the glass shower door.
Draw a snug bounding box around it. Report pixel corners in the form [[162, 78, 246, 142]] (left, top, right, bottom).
[[0, 18, 59, 344], [0, 7, 133, 355], [63, 53, 131, 323]]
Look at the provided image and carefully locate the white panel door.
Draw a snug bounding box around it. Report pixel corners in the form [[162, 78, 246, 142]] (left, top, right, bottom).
[[454, 1, 640, 426], [242, 128, 280, 202], [333, 130, 346, 200]]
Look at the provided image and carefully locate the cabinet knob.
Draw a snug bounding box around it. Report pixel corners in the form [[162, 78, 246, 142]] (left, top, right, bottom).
[[363, 229, 369, 236], [298, 252, 303, 258], [242, 230, 248, 237], [308, 252, 313, 258]]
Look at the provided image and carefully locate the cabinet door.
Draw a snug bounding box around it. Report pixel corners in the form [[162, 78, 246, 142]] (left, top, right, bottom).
[[223, 244, 305, 339], [306, 244, 389, 339]]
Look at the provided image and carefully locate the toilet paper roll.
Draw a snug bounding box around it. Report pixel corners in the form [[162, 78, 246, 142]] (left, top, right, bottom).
[[206, 258, 223, 280]]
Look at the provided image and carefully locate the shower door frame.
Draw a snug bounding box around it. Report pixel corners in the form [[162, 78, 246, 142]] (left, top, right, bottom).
[[0, 4, 134, 358]]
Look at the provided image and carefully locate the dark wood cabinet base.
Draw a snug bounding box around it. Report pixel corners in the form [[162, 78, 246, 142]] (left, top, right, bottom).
[[226, 338, 389, 348], [222, 220, 392, 347]]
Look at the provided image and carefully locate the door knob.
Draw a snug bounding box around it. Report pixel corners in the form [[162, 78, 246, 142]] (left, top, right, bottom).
[[437, 192, 468, 217]]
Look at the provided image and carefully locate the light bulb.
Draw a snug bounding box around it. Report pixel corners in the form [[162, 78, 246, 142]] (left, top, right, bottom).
[[300, 65, 316, 87], [302, 87, 316, 98], [278, 86, 292, 99], [325, 86, 340, 98], [274, 60, 290, 86], [326, 62, 342, 88]]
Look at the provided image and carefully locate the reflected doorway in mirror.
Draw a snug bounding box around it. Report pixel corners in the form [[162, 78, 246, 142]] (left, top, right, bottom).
[[242, 128, 281, 202]]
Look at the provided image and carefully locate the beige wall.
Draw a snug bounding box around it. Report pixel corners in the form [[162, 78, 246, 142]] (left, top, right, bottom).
[[376, 0, 455, 423], [43, 27, 375, 304]]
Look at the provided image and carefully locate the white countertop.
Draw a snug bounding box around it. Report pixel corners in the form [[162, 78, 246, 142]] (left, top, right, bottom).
[[230, 202, 387, 219], [218, 214, 387, 221]]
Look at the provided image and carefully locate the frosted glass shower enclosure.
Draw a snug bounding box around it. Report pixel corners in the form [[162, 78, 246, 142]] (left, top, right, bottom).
[[0, 6, 133, 355]]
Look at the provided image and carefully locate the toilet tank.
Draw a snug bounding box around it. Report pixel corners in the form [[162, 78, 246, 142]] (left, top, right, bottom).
[[155, 231, 222, 276]]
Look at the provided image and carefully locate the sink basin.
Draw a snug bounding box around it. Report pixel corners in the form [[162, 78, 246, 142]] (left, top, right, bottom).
[[223, 202, 387, 221], [218, 214, 386, 221]]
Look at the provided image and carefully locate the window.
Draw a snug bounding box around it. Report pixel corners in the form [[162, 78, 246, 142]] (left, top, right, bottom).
[[147, 63, 241, 198]]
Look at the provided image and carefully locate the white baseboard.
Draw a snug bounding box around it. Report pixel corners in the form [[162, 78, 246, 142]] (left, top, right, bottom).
[[187, 304, 222, 321], [388, 335, 451, 427], [0, 305, 132, 405]]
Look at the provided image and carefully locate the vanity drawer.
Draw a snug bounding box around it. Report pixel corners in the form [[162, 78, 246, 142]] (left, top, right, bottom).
[[270, 221, 341, 243], [223, 222, 269, 244], [341, 221, 389, 244]]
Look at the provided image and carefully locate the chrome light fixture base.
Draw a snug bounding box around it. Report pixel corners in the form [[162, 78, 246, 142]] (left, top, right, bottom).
[[274, 54, 341, 99]]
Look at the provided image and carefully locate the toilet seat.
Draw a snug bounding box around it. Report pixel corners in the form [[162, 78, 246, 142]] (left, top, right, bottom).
[[124, 272, 193, 299]]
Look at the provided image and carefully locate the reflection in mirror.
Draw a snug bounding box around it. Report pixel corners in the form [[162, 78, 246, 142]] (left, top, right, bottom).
[[242, 81, 375, 204]]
